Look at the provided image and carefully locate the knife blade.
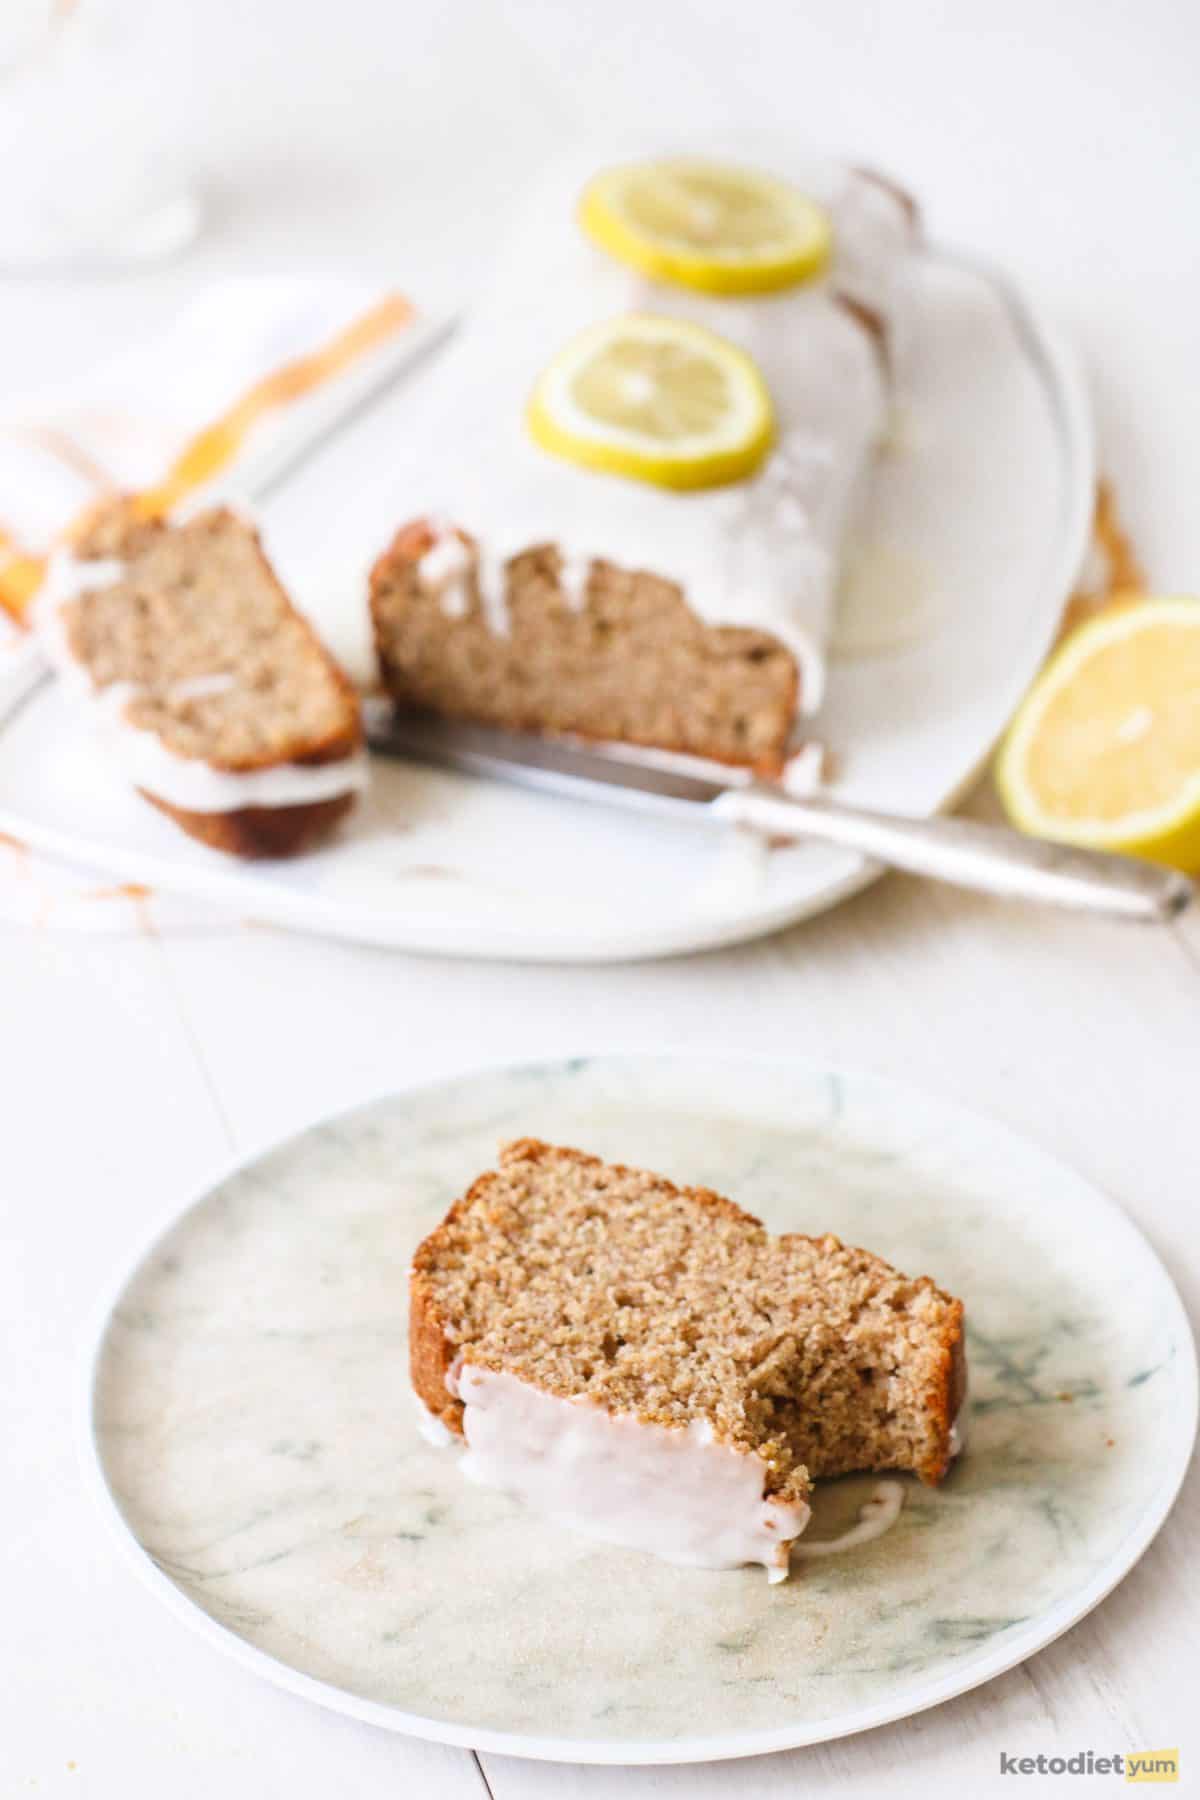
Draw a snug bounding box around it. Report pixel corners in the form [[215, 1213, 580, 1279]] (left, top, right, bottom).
[[364, 702, 743, 819]]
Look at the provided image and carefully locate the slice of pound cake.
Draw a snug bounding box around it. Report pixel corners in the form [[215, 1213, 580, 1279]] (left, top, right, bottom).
[[372, 526, 801, 772], [40, 507, 367, 858], [411, 1140, 966, 1582]]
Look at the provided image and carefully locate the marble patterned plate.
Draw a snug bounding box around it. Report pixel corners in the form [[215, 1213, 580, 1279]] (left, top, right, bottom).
[[83, 1056, 1196, 1764]]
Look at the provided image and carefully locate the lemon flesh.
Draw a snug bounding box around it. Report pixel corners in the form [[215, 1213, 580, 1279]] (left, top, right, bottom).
[[580, 158, 832, 295], [527, 314, 774, 490], [996, 597, 1200, 870]]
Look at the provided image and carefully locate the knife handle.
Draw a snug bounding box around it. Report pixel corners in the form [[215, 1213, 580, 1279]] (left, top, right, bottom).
[[713, 787, 1193, 923]]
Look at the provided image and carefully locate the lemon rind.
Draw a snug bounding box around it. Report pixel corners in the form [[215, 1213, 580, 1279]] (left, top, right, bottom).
[[996, 597, 1200, 857], [579, 169, 832, 296], [527, 314, 776, 491], [526, 397, 773, 489]]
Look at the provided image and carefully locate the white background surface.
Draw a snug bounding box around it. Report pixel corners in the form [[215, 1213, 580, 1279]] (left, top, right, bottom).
[[3, 1, 1199, 1794]]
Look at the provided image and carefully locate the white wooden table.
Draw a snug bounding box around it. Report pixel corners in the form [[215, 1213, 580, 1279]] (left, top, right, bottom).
[[4, 3, 1198, 1793]]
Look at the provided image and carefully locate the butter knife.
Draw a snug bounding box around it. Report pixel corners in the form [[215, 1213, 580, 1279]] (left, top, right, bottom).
[[364, 707, 1192, 924]]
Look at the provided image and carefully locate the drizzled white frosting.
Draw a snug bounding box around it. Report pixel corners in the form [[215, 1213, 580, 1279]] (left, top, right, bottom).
[[35, 547, 368, 815], [793, 1480, 905, 1557], [96, 698, 369, 812], [167, 671, 238, 703], [399, 150, 916, 710], [949, 1389, 970, 1458], [34, 552, 126, 678], [446, 1363, 811, 1581], [412, 1393, 460, 1449], [556, 547, 592, 614], [415, 522, 474, 621]]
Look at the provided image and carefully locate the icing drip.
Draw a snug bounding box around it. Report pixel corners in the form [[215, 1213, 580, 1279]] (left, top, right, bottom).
[[556, 549, 593, 613], [167, 671, 238, 703], [794, 1481, 904, 1558], [34, 552, 126, 686], [420, 1374, 919, 1578], [446, 1364, 810, 1581], [710, 429, 858, 713], [949, 1390, 969, 1458], [474, 542, 513, 638], [102, 718, 369, 811], [416, 522, 474, 620], [413, 1394, 459, 1449]]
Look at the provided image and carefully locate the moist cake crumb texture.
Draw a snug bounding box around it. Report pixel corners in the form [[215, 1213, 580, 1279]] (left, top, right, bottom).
[[371, 525, 800, 774], [411, 1139, 966, 1506], [63, 508, 362, 772]]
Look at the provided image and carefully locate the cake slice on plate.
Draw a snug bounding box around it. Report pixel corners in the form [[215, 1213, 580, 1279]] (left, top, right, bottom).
[[40, 506, 367, 858], [410, 1139, 966, 1582]]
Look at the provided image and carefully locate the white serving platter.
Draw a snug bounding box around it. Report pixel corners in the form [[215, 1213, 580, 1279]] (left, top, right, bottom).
[[83, 1055, 1197, 1764], [0, 248, 1094, 961]]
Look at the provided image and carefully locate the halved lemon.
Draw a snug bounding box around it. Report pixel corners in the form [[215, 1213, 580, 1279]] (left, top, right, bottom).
[[579, 157, 832, 295], [996, 597, 1200, 870], [527, 314, 774, 490]]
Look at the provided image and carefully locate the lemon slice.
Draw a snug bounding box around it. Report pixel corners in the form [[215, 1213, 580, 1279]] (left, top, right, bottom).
[[579, 158, 832, 295], [527, 314, 774, 490], [996, 597, 1200, 870]]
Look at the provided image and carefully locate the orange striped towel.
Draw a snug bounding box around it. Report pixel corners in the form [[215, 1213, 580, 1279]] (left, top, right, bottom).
[[0, 277, 451, 629]]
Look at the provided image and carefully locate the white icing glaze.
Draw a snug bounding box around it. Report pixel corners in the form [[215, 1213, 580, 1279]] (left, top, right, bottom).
[[779, 739, 827, 796], [474, 542, 513, 639], [392, 159, 915, 708], [413, 1393, 460, 1449], [34, 552, 125, 689], [167, 671, 238, 703], [446, 1364, 810, 1581], [35, 547, 368, 814], [416, 522, 475, 620], [99, 711, 369, 812], [793, 1480, 904, 1557], [949, 1391, 969, 1458], [556, 548, 593, 614], [37, 551, 126, 619]]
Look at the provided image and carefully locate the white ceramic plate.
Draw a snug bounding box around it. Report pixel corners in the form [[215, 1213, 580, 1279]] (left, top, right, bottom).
[[0, 250, 1093, 960], [84, 1055, 1195, 1765]]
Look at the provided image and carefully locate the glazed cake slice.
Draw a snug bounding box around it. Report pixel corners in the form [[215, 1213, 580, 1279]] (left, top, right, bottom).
[[370, 151, 918, 774], [373, 530, 801, 772], [411, 1140, 966, 1581], [40, 507, 367, 858]]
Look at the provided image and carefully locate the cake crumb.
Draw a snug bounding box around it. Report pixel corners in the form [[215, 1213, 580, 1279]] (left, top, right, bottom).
[[411, 1139, 966, 1498]]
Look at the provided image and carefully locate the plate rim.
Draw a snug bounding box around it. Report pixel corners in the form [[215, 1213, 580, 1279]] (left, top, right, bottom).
[[4, 245, 1095, 962], [80, 1051, 1198, 1766]]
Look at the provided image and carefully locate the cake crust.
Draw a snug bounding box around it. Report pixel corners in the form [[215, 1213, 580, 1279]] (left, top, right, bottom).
[[140, 789, 357, 859]]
